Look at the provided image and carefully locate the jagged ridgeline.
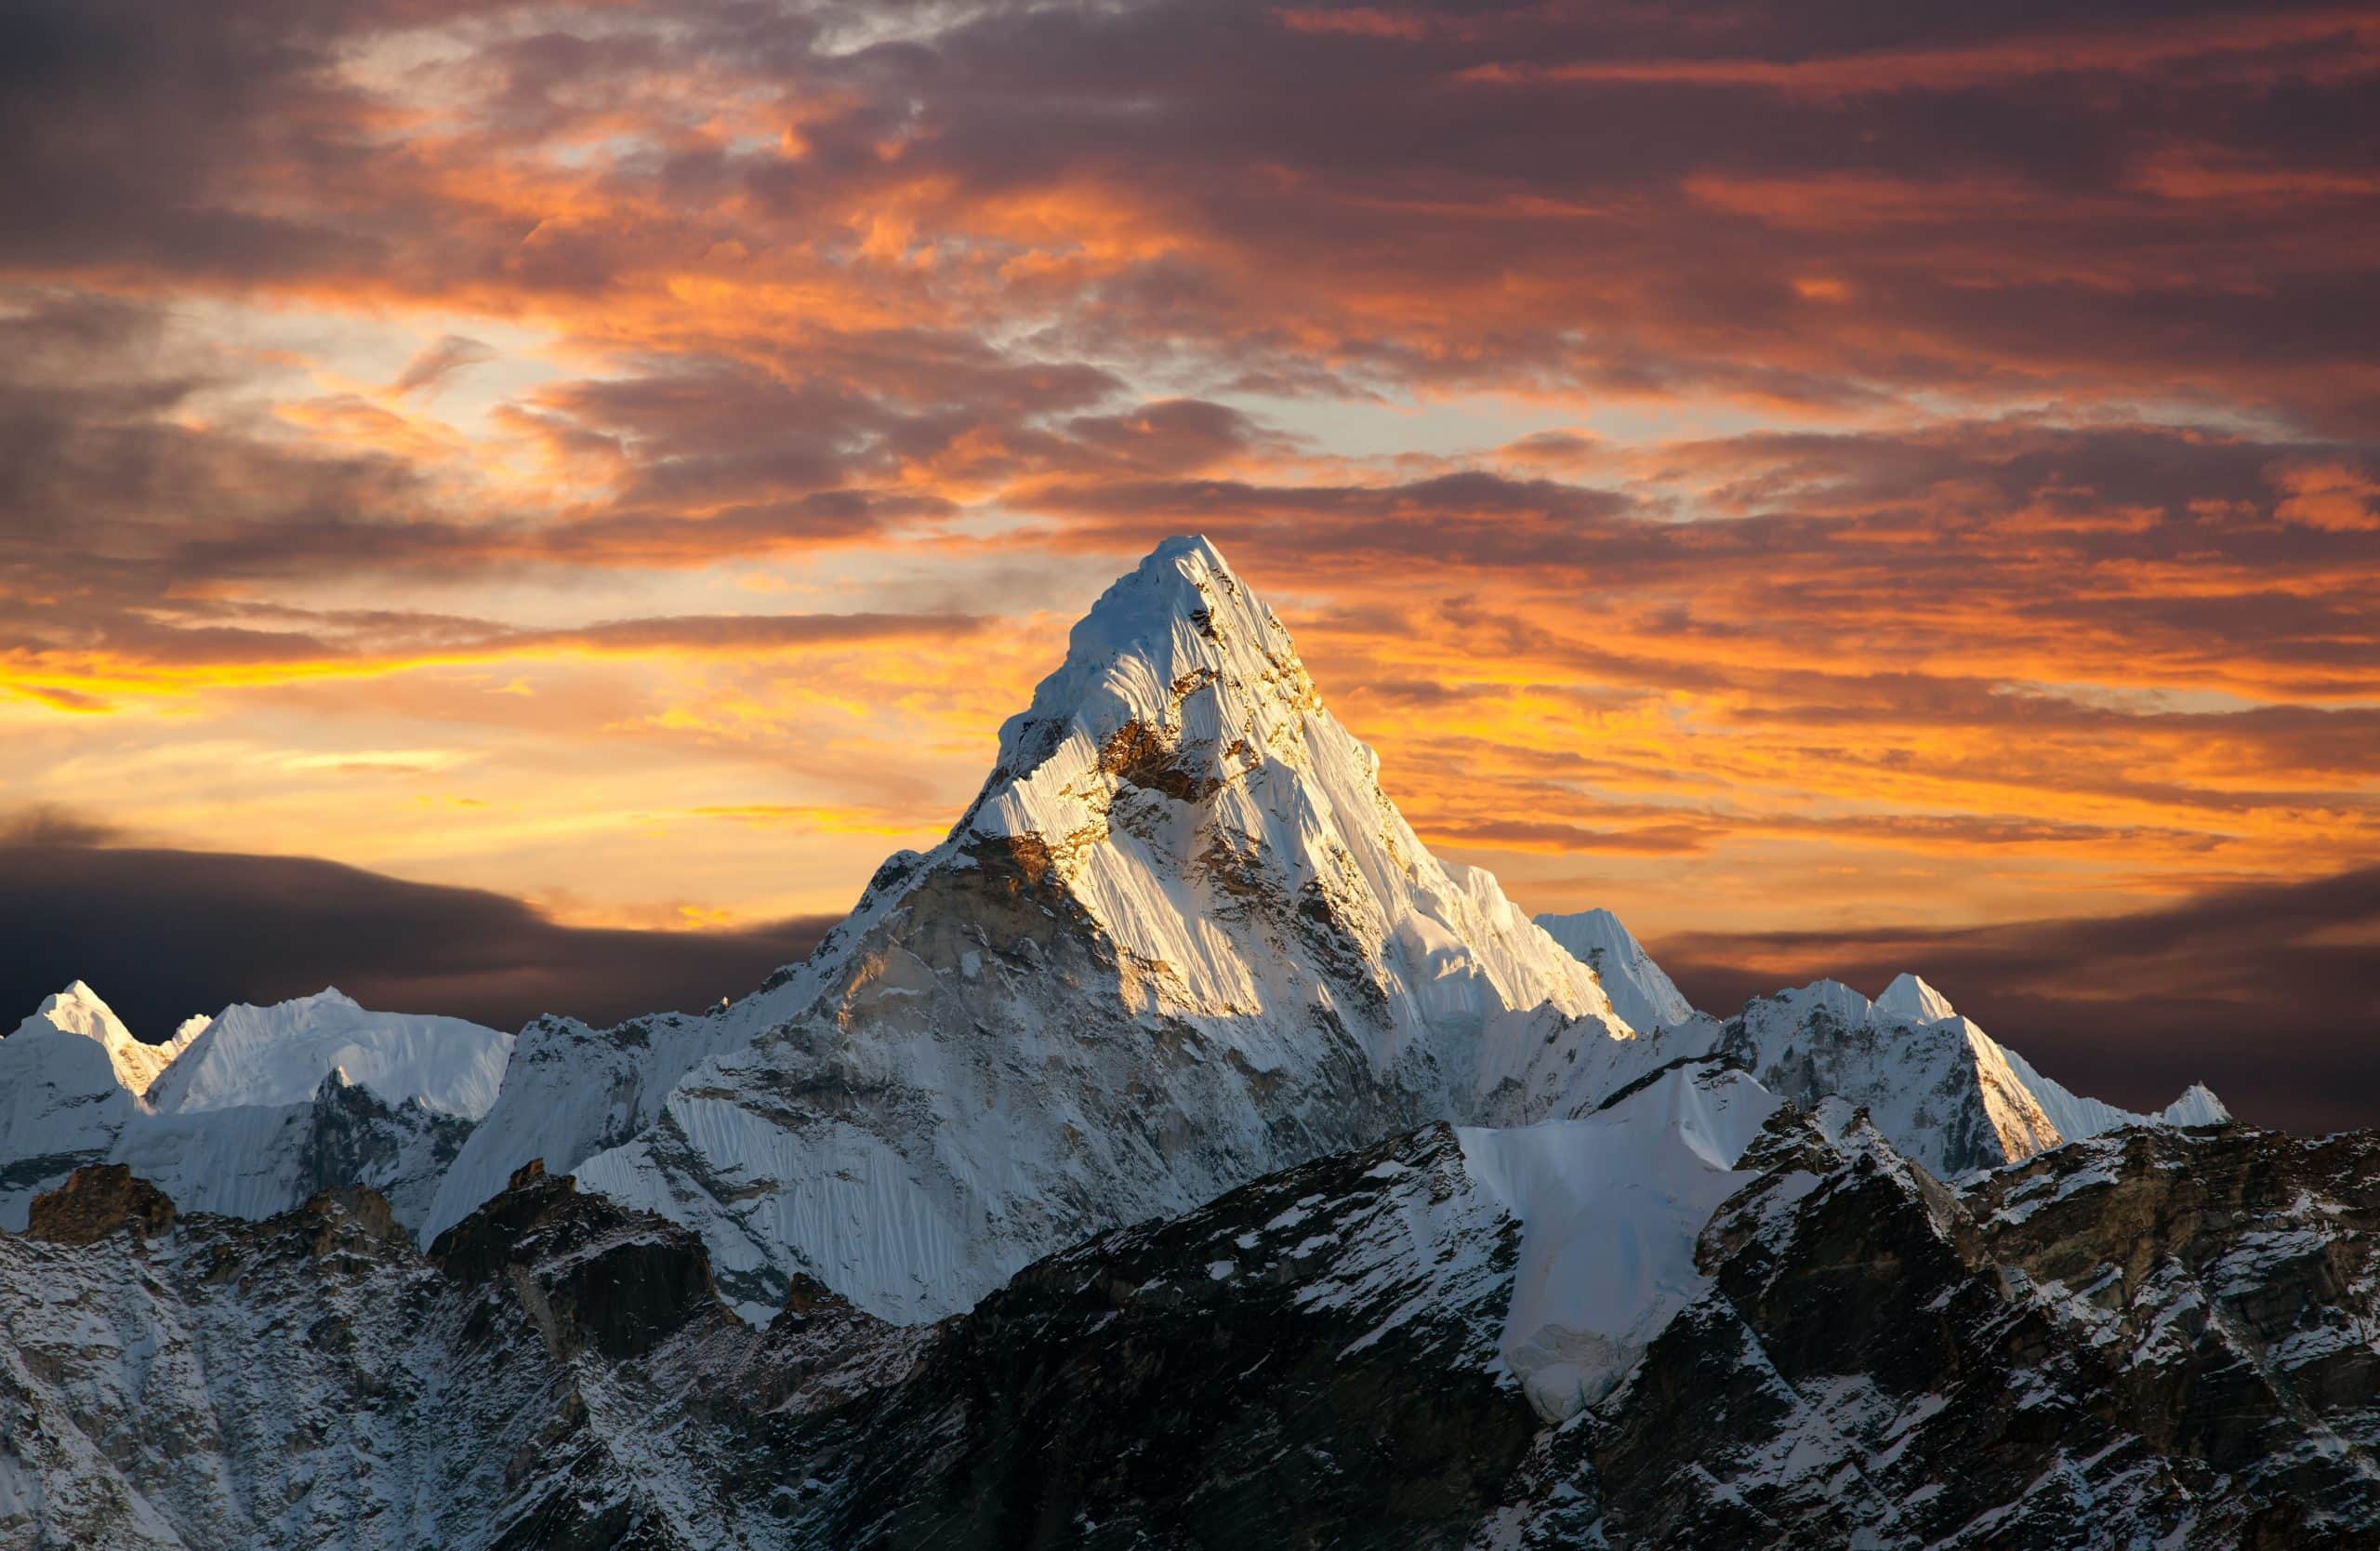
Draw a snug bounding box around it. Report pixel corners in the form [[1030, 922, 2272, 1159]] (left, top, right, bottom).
[[8, 536, 2364, 1551]]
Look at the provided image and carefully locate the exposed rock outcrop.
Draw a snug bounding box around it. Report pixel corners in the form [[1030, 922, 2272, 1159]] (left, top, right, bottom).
[[24, 1163, 176, 1244], [7, 1107, 2378, 1549]]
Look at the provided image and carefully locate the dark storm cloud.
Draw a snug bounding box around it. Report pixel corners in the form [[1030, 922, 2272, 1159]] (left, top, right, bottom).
[[787, 0, 2380, 423], [6, 0, 2373, 421], [0, 834, 838, 1039], [1651, 868, 2380, 1134], [0, 0, 403, 282]]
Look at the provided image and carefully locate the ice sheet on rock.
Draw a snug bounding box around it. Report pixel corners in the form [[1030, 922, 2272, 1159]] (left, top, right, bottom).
[[424, 875, 909, 1243], [1457, 1063, 1781, 1421]]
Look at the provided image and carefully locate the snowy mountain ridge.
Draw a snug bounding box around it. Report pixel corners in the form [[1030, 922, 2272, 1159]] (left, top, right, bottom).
[[2, 1072, 2361, 1551], [543, 536, 1646, 1320], [1544, 965, 2235, 1180], [144, 988, 510, 1119], [5, 537, 2231, 1331], [0, 534, 2308, 1551], [0, 983, 505, 1233], [1533, 908, 1698, 1032], [472, 537, 2228, 1325]]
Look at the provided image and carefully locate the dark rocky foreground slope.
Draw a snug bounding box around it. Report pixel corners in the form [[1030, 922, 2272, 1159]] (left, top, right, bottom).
[[6, 1107, 2377, 1550]]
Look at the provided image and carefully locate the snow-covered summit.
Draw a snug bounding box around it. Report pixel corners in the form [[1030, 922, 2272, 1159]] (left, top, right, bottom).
[[1858, 974, 2233, 1144], [1875, 971, 1958, 1025], [552, 534, 1634, 1320], [1711, 977, 2062, 1175], [947, 533, 1612, 1034], [8, 981, 188, 1096], [1709, 976, 2231, 1177], [145, 988, 510, 1120], [0, 988, 149, 1227], [2161, 1081, 2233, 1127], [1533, 908, 1699, 1033]]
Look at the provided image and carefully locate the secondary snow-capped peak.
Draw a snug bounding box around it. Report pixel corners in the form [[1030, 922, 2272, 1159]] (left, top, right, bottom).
[[1534, 908, 1699, 1033], [2162, 1081, 2232, 1127], [9, 981, 178, 1097], [1715, 978, 2062, 1176], [1875, 971, 1958, 1025], [145, 988, 511, 1120]]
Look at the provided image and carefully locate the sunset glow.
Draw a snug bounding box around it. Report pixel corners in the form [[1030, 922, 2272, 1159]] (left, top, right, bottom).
[[7, 0, 2374, 957]]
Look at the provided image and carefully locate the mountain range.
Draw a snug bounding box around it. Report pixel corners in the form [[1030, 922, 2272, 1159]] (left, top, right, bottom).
[[7, 536, 2366, 1551]]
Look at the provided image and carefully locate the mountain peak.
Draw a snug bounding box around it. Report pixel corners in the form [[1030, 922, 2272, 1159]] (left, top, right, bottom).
[[1876, 972, 1957, 1025], [1061, 534, 1265, 659], [146, 991, 510, 1120], [13, 981, 178, 1097], [552, 534, 1620, 1320], [2162, 1081, 2232, 1127], [937, 530, 1606, 1031], [959, 532, 1316, 853], [1534, 908, 1699, 1033], [28, 980, 126, 1035]]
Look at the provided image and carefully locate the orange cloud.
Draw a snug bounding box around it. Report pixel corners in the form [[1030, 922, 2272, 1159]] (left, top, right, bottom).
[[1, 0, 2374, 950]]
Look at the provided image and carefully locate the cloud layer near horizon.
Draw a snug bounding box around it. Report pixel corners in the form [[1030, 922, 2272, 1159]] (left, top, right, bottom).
[[5, 821, 2371, 1135], [0, 836, 835, 1039], [2, 0, 2373, 1067]]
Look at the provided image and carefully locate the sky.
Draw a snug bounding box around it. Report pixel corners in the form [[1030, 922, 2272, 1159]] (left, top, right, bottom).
[[3, 0, 2375, 1126]]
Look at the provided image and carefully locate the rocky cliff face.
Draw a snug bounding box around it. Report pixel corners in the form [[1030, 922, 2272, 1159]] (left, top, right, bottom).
[[1527, 1114, 2380, 1549], [7, 1097, 2373, 1550]]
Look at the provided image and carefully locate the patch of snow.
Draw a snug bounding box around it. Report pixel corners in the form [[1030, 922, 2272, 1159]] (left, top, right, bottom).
[[1457, 1064, 1782, 1420]]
